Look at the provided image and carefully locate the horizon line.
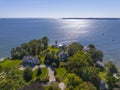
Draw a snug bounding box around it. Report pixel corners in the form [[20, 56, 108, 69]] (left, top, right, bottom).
[[0, 17, 120, 19]]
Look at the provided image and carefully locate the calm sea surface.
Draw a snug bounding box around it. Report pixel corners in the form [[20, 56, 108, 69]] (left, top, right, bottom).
[[0, 18, 120, 65]]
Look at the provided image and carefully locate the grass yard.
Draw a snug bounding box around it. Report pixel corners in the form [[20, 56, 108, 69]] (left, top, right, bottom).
[[32, 69, 38, 79], [40, 68, 48, 79], [0, 59, 21, 71], [56, 67, 66, 81], [47, 46, 60, 53], [32, 67, 48, 80], [61, 72, 68, 83], [41, 56, 45, 64], [99, 72, 107, 82]]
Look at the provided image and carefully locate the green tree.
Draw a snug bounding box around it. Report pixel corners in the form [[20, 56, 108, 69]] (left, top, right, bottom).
[[105, 61, 118, 75], [44, 52, 52, 65], [88, 49, 103, 62], [80, 66, 101, 90], [21, 78, 44, 90], [67, 42, 83, 56], [0, 69, 26, 90], [78, 82, 97, 90], [88, 44, 96, 50], [65, 51, 93, 75], [48, 81, 61, 90], [0, 65, 2, 73], [36, 67, 42, 76], [11, 37, 46, 59], [65, 73, 82, 89], [42, 36, 49, 50], [44, 51, 60, 67], [107, 76, 117, 90], [23, 66, 33, 82]]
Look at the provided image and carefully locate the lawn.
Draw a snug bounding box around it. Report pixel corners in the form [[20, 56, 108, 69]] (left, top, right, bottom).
[[40, 68, 48, 79], [47, 46, 60, 53], [32, 67, 48, 80], [61, 72, 68, 83], [32, 69, 38, 79], [0, 59, 21, 71], [41, 56, 45, 64], [99, 72, 107, 82], [56, 67, 66, 81]]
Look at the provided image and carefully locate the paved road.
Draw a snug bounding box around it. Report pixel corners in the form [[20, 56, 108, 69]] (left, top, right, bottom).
[[19, 64, 46, 71], [59, 82, 66, 90], [47, 67, 56, 83]]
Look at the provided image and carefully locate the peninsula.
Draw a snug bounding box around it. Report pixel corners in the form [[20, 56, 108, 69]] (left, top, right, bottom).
[[0, 36, 120, 90]]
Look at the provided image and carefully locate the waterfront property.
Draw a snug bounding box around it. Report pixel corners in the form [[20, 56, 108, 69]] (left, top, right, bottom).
[[57, 50, 67, 62], [23, 56, 39, 67]]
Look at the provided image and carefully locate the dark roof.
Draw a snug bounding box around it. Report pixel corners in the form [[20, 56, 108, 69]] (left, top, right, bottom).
[[58, 50, 66, 56], [101, 80, 108, 90]]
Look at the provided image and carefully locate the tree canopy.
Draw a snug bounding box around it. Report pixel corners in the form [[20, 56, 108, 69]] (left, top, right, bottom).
[[11, 36, 49, 59], [80, 66, 101, 89], [105, 61, 118, 75], [21, 78, 44, 90], [78, 82, 97, 90], [0, 65, 2, 73], [65, 73, 82, 89], [88, 49, 103, 62], [23, 66, 33, 82], [67, 42, 83, 56], [0, 68, 26, 90], [65, 51, 93, 75], [48, 81, 61, 90]]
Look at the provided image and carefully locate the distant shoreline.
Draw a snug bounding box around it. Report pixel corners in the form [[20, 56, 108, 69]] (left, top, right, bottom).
[[61, 18, 120, 20], [0, 17, 120, 20]]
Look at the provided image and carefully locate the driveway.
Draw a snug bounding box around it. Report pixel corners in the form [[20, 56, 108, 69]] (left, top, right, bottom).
[[19, 64, 46, 71], [59, 82, 66, 90], [47, 67, 56, 82]]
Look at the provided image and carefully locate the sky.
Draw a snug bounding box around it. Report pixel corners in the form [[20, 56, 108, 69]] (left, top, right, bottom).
[[0, 0, 120, 18]]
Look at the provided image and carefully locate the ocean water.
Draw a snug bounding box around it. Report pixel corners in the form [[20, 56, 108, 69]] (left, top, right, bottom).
[[0, 18, 120, 65]]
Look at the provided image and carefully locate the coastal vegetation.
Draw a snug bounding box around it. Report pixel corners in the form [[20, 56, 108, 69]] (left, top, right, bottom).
[[0, 36, 120, 90], [11, 36, 49, 59]]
